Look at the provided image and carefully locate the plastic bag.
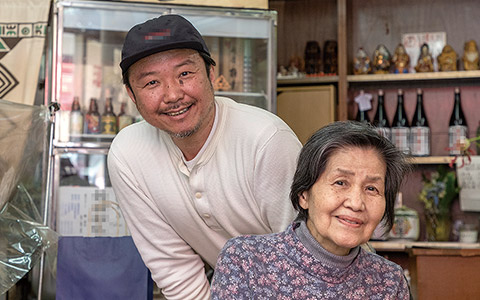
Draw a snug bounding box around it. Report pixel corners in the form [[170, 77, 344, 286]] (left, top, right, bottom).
[[0, 100, 58, 294]]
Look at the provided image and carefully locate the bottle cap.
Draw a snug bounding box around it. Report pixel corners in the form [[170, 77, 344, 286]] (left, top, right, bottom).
[[417, 88, 423, 94], [455, 87, 460, 93], [397, 89, 403, 95], [378, 89, 384, 96]]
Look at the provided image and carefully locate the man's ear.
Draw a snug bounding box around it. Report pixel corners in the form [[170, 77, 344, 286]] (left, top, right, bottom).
[[209, 65, 215, 84], [299, 191, 309, 210], [125, 85, 136, 104]]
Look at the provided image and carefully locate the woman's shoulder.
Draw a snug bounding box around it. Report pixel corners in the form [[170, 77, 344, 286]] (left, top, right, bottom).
[[220, 226, 295, 259], [359, 248, 405, 275]]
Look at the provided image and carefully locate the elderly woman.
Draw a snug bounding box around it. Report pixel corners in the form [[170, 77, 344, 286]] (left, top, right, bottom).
[[211, 121, 411, 299]]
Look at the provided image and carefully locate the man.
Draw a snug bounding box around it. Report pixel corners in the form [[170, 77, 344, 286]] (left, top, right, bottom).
[[108, 14, 302, 299]]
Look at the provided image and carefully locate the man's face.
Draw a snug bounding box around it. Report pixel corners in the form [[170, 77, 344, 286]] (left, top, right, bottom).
[[126, 49, 215, 139]]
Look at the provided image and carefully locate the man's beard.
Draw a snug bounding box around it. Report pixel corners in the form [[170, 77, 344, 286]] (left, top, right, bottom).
[[169, 123, 201, 139], [168, 99, 214, 139]]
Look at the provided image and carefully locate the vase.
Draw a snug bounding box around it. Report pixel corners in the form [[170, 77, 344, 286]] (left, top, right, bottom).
[[425, 211, 451, 241]]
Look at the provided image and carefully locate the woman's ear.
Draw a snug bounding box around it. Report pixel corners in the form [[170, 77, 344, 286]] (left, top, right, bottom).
[[299, 191, 309, 210]]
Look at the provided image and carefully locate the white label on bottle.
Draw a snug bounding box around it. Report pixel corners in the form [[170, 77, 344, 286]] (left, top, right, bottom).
[[375, 127, 391, 141], [118, 115, 133, 131], [410, 126, 430, 156], [391, 127, 410, 154], [448, 125, 468, 155], [70, 112, 84, 135]]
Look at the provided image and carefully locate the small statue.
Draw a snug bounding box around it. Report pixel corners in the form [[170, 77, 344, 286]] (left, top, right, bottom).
[[437, 44, 458, 71], [353, 47, 372, 75], [288, 55, 304, 76], [392, 43, 410, 73], [323, 40, 338, 75], [304, 41, 322, 75], [372, 44, 391, 74], [415, 43, 434, 73], [462, 40, 479, 70]]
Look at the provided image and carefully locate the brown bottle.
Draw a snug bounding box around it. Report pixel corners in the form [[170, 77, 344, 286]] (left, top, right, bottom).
[[101, 97, 117, 134], [86, 98, 100, 134], [69, 96, 84, 135], [117, 102, 133, 131]]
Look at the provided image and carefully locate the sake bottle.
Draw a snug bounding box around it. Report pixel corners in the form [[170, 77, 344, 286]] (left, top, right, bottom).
[[391, 89, 410, 154], [448, 87, 468, 155], [372, 89, 391, 140], [355, 90, 371, 124], [410, 89, 430, 156]]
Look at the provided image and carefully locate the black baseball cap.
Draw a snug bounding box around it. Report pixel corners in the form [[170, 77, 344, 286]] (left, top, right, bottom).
[[120, 14, 215, 75]]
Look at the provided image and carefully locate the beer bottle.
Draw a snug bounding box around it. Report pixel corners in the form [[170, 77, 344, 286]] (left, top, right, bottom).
[[86, 98, 100, 134], [101, 97, 117, 134]]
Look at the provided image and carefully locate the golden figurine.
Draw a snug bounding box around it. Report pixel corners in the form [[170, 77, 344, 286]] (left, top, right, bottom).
[[214, 75, 231, 91], [372, 44, 391, 74], [353, 47, 371, 75], [437, 44, 457, 71], [462, 40, 479, 70], [415, 43, 434, 73], [288, 55, 305, 75], [392, 43, 410, 73]]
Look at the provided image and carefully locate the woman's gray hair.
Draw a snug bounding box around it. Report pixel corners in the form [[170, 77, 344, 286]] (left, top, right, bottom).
[[290, 121, 411, 230]]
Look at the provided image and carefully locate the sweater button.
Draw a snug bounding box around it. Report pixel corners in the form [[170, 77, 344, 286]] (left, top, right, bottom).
[[195, 192, 202, 199]]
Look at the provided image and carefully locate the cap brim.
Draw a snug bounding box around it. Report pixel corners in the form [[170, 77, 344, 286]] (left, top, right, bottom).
[[120, 41, 208, 75]]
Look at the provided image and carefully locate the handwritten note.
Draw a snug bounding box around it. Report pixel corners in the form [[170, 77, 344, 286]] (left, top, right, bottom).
[[456, 156, 480, 211]]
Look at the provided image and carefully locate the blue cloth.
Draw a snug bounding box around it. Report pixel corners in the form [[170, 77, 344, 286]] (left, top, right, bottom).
[[56, 236, 152, 300]]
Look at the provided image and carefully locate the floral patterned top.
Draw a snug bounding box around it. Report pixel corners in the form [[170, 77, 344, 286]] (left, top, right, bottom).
[[211, 221, 410, 299]]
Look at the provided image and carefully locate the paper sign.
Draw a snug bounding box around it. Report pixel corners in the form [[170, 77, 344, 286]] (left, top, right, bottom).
[[456, 156, 480, 211], [57, 186, 130, 237], [402, 32, 446, 72]]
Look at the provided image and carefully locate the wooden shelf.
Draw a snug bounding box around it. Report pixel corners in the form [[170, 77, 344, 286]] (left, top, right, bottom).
[[347, 70, 480, 83], [407, 156, 453, 164], [370, 240, 480, 252], [277, 75, 339, 85]]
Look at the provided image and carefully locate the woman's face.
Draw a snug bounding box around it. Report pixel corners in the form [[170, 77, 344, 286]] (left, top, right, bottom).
[[299, 146, 386, 256]]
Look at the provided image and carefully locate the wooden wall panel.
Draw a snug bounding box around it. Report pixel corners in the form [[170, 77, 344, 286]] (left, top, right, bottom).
[[347, 0, 480, 73], [269, 0, 338, 69], [277, 85, 336, 144]]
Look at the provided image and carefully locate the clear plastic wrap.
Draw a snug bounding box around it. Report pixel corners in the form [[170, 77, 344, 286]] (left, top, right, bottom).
[[0, 100, 58, 295]]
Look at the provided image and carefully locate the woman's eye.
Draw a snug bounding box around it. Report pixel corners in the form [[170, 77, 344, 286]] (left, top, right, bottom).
[[335, 181, 345, 186], [180, 71, 190, 77], [367, 186, 379, 193], [145, 80, 158, 86]]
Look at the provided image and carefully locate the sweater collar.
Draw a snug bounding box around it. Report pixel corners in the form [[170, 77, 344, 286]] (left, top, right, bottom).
[[294, 220, 360, 270]]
